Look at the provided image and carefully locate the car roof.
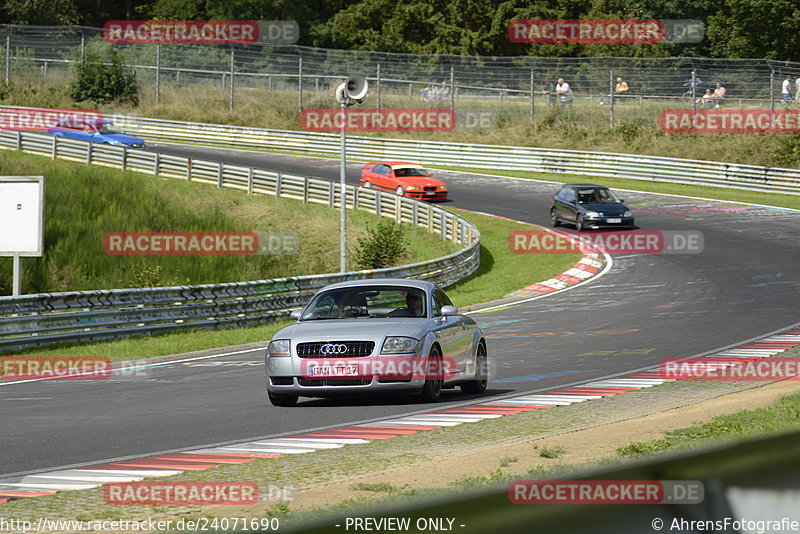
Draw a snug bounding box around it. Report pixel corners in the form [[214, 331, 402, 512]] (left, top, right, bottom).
[[367, 161, 422, 167], [320, 278, 434, 291], [561, 183, 608, 189], [58, 118, 111, 125]]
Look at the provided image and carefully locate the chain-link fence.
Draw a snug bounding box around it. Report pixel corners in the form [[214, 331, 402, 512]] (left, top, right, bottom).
[[3, 24, 800, 124]]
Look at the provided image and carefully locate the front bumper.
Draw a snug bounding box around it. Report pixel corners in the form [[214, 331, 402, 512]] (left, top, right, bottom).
[[406, 191, 448, 200], [584, 217, 635, 229], [266, 375, 425, 397]]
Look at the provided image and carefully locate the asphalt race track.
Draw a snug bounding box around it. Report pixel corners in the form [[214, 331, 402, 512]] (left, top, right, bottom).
[[2, 142, 799, 477]]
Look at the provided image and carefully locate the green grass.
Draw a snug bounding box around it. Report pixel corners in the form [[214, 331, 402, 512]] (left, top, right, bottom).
[[351, 482, 407, 494], [538, 445, 568, 459], [0, 150, 460, 296], [616, 392, 800, 457]]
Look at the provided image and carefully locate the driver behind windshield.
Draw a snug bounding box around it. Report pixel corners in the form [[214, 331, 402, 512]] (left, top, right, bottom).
[[405, 292, 424, 317]]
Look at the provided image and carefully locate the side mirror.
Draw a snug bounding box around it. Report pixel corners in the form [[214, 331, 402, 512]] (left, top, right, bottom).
[[289, 310, 302, 320], [441, 305, 459, 316]]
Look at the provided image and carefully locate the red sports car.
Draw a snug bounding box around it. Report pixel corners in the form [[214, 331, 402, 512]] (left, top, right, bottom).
[[360, 162, 448, 200]]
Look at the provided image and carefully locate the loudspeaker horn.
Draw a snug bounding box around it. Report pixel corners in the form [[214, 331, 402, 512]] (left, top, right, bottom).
[[335, 74, 368, 105]]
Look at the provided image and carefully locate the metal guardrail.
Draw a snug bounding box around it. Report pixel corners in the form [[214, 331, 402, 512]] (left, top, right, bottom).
[[0, 131, 480, 352], [105, 113, 800, 196]]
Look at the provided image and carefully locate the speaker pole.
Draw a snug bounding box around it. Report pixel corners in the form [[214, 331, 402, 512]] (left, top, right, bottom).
[[339, 98, 347, 273]]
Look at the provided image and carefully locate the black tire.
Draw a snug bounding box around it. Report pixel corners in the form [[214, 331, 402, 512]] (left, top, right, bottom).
[[268, 391, 298, 407], [550, 208, 561, 227], [461, 343, 488, 395], [575, 214, 584, 232], [417, 346, 443, 403]]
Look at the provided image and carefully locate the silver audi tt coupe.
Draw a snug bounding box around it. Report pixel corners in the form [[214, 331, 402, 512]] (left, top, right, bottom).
[[265, 279, 487, 406]]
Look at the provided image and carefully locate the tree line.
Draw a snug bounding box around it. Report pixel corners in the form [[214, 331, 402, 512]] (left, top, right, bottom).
[[2, 0, 799, 61]]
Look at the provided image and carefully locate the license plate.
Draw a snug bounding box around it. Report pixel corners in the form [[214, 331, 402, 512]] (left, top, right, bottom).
[[606, 218, 622, 223], [308, 365, 359, 377], [425, 192, 436, 196]]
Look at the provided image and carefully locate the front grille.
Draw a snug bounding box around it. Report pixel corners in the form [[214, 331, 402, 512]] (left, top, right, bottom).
[[298, 378, 371, 386], [424, 186, 437, 191], [296, 341, 375, 358], [270, 377, 293, 386]]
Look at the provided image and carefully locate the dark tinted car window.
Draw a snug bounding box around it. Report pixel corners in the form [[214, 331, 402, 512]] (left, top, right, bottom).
[[394, 168, 431, 177], [372, 164, 390, 175], [432, 288, 452, 317], [577, 188, 620, 203]]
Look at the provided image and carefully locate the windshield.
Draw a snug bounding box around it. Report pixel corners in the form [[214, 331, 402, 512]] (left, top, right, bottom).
[[576, 188, 621, 204], [393, 167, 432, 177], [98, 123, 125, 134], [300, 286, 426, 319]]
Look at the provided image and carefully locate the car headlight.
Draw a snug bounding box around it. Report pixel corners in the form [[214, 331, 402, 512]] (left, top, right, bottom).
[[381, 337, 420, 354], [585, 211, 601, 218], [623, 211, 633, 218], [268, 339, 290, 356], [407, 186, 421, 190], [437, 186, 447, 190]]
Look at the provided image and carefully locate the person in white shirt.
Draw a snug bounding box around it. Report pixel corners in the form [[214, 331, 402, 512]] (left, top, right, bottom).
[[555, 78, 574, 105], [795, 76, 800, 102], [782, 75, 792, 102]]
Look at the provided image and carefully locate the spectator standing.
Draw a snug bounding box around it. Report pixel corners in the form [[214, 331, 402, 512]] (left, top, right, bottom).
[[615, 77, 629, 95], [782, 75, 792, 103], [555, 78, 574, 105], [614, 77, 630, 105], [712, 82, 727, 108], [795, 75, 800, 103], [683, 73, 703, 97]]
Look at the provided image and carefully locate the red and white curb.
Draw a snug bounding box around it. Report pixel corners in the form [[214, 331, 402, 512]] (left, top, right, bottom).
[[521, 256, 605, 294], [3, 328, 798, 504], [460, 210, 608, 296]]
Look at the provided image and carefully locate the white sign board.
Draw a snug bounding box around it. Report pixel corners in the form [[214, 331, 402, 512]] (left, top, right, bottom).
[[0, 176, 45, 257]]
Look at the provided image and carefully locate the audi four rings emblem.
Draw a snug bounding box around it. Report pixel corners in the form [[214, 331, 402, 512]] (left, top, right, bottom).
[[320, 343, 348, 355]]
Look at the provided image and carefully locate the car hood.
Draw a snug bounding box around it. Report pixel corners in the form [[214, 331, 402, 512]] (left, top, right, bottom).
[[274, 318, 430, 341], [580, 202, 628, 212], [399, 177, 446, 188]]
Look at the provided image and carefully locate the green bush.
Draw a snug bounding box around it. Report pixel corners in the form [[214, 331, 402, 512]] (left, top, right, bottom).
[[354, 219, 410, 269], [70, 48, 138, 106]]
